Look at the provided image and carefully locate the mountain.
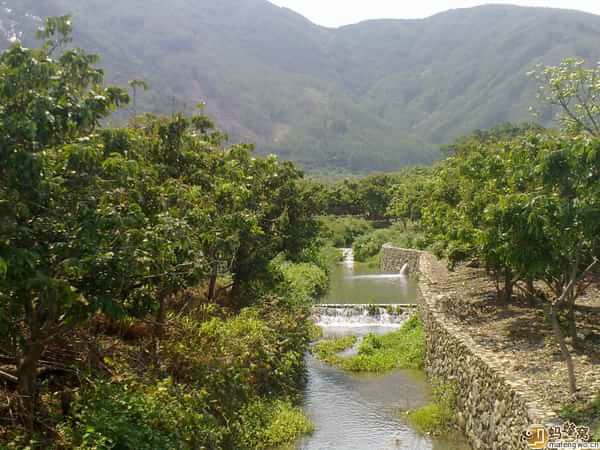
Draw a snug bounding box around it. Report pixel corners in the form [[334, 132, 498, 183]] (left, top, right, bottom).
[[2, 0, 600, 172]]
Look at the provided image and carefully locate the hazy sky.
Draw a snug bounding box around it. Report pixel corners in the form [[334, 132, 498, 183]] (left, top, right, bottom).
[[269, 1, 600, 27]]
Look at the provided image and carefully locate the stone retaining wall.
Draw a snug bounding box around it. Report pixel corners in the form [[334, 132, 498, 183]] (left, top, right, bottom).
[[380, 246, 558, 450], [380, 244, 421, 274]]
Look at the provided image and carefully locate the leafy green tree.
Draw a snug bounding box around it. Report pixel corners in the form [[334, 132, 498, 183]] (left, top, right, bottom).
[[387, 167, 432, 229], [530, 58, 600, 136], [0, 16, 129, 424]]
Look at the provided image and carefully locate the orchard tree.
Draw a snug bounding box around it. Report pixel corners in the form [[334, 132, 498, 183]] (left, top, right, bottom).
[[0, 17, 129, 424], [530, 58, 600, 136], [387, 167, 432, 229]]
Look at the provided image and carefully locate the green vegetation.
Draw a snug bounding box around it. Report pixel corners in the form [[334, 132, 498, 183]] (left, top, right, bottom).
[[382, 59, 600, 397], [319, 216, 373, 248], [235, 400, 315, 449], [279, 261, 329, 302], [312, 336, 358, 364], [404, 381, 458, 436], [0, 19, 320, 448], [560, 397, 600, 440], [6, 3, 599, 172], [313, 315, 425, 373], [353, 224, 426, 263]]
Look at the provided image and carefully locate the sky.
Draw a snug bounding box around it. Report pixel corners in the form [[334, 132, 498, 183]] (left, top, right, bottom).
[[268, 1, 600, 27]]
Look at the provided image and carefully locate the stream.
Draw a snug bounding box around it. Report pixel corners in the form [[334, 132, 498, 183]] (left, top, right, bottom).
[[297, 249, 469, 450]]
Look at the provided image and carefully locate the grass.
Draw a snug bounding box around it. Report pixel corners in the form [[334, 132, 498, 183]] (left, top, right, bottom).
[[312, 336, 358, 364], [308, 322, 324, 341], [403, 380, 458, 436], [560, 397, 600, 440], [312, 315, 425, 373]]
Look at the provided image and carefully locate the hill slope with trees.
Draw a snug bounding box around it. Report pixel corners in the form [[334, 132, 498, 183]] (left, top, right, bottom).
[[3, 1, 600, 171]]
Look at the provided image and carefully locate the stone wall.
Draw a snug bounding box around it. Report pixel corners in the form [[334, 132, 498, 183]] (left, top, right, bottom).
[[380, 244, 421, 274], [417, 252, 558, 450]]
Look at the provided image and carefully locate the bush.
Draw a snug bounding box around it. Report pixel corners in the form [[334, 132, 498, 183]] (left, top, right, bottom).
[[352, 224, 426, 262], [561, 397, 600, 440], [404, 380, 458, 436], [319, 216, 373, 247], [280, 262, 329, 302], [59, 378, 224, 449], [162, 306, 310, 411], [235, 399, 314, 449], [56, 301, 314, 450]]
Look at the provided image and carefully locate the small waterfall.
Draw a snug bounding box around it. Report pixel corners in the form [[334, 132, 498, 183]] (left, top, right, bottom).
[[346, 274, 407, 280], [341, 248, 354, 267], [313, 304, 416, 327], [400, 263, 410, 276]]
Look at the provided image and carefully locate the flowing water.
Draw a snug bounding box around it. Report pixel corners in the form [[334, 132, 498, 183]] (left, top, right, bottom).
[[298, 249, 470, 450], [321, 249, 418, 305]]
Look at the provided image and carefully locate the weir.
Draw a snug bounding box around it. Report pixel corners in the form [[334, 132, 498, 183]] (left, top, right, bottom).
[[312, 303, 418, 327]]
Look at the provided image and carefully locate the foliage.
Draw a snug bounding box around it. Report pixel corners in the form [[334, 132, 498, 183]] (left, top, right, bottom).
[[8, 294, 315, 449], [404, 380, 458, 436], [312, 336, 357, 364], [386, 167, 433, 226], [530, 58, 600, 136], [420, 104, 600, 394], [235, 399, 314, 449], [319, 216, 373, 247], [279, 262, 329, 302], [353, 225, 426, 263], [58, 379, 224, 450], [0, 17, 320, 444], [560, 397, 600, 440], [313, 315, 425, 372]]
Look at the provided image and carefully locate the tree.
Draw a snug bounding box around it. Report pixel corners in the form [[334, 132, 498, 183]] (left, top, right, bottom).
[[0, 17, 129, 425], [387, 167, 432, 229], [129, 79, 149, 118], [530, 58, 600, 136], [422, 130, 600, 396]]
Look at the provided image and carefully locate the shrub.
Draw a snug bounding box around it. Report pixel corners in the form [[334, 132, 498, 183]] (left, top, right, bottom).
[[404, 380, 458, 436], [319, 216, 373, 247], [59, 378, 224, 450], [162, 307, 310, 413], [353, 224, 426, 262], [561, 397, 600, 440], [280, 262, 329, 302], [235, 399, 314, 449]]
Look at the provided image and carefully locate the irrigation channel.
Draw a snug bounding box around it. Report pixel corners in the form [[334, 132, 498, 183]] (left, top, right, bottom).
[[296, 249, 469, 450]]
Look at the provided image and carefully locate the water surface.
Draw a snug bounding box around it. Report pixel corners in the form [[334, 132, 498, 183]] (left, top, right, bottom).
[[321, 249, 418, 305], [300, 250, 469, 449], [298, 327, 469, 450]]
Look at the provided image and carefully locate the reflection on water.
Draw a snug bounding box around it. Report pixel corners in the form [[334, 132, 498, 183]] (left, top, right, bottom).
[[298, 327, 470, 450], [321, 249, 418, 305]]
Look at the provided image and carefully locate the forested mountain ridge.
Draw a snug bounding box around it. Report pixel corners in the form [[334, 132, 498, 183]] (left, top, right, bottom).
[[2, 0, 600, 172]]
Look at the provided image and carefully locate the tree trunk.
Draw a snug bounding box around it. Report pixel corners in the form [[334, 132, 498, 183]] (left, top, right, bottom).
[[207, 264, 218, 302], [503, 268, 513, 302], [547, 304, 578, 396], [155, 292, 168, 338], [526, 278, 535, 298], [17, 341, 43, 431], [566, 300, 579, 348]]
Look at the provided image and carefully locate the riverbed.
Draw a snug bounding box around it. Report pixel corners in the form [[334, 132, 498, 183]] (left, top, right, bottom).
[[298, 250, 469, 450]]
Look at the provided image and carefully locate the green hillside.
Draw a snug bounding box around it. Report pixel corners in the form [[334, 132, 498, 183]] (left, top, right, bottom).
[[2, 0, 600, 171]]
